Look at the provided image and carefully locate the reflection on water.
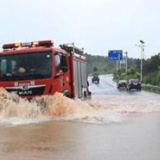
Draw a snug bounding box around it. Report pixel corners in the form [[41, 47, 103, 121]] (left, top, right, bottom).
[[0, 114, 160, 160], [0, 122, 83, 160]]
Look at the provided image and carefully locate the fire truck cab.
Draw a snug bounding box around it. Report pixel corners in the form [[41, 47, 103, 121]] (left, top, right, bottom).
[[0, 40, 91, 99]]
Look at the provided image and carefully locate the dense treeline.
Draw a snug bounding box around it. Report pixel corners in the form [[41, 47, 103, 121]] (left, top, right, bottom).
[[114, 54, 160, 85], [86, 53, 160, 85], [85, 54, 115, 75], [143, 54, 160, 85]]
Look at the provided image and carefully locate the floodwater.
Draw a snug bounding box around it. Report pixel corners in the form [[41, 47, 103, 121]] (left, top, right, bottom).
[[0, 74, 160, 160]]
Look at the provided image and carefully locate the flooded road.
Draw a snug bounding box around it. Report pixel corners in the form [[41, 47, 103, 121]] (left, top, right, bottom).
[[0, 74, 160, 160], [1, 114, 160, 160]]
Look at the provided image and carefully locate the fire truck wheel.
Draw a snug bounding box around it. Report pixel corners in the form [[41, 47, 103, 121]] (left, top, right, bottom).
[[63, 91, 71, 98]]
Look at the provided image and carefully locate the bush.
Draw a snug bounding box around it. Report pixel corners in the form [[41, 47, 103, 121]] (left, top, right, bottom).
[[142, 84, 160, 94]]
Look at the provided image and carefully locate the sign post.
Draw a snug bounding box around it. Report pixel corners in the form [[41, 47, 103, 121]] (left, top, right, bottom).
[[108, 50, 123, 71], [108, 50, 123, 60]]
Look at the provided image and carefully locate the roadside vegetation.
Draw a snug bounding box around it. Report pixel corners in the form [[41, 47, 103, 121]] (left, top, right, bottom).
[[113, 54, 160, 85], [113, 54, 160, 94], [142, 84, 160, 94]]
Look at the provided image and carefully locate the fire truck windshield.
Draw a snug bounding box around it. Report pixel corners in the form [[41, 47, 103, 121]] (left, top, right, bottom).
[[0, 52, 52, 81]]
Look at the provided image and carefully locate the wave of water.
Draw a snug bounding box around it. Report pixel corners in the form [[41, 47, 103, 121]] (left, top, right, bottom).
[[89, 95, 160, 113], [0, 80, 160, 126], [0, 87, 123, 125]]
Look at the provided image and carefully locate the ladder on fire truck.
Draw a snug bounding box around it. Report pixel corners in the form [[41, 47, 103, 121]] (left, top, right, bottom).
[[60, 43, 84, 55]]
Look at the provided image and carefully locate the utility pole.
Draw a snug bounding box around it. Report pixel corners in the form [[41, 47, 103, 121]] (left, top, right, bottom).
[[119, 53, 121, 71], [136, 40, 145, 82], [116, 61, 118, 72], [125, 52, 128, 73], [139, 40, 145, 82]]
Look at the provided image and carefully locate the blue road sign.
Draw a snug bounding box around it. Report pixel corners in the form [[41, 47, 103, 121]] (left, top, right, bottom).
[[108, 50, 123, 60]]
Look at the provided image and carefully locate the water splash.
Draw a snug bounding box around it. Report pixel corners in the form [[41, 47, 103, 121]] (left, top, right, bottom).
[[88, 95, 160, 113], [0, 88, 49, 125], [34, 93, 123, 124], [0, 87, 160, 125], [0, 88, 123, 125]]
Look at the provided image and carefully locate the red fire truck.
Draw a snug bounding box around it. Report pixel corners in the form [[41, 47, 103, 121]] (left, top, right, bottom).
[[0, 40, 91, 99]]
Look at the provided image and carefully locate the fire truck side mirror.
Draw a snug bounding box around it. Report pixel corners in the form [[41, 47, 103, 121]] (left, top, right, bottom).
[[61, 55, 68, 72]]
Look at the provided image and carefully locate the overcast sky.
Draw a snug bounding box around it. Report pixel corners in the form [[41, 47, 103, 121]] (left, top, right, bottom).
[[0, 0, 160, 58]]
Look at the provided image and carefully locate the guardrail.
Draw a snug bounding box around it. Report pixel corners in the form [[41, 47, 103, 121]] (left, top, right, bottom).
[[142, 84, 160, 94]]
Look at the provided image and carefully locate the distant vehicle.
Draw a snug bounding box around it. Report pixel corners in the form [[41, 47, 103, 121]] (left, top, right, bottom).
[[92, 74, 100, 84], [117, 80, 127, 89], [127, 79, 141, 91]]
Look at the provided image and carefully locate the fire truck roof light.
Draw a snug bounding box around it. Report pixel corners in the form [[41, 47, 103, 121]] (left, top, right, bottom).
[[21, 42, 31, 47], [15, 43, 21, 47], [32, 41, 39, 46], [32, 40, 53, 47], [2, 43, 15, 50], [2, 40, 54, 50], [38, 40, 53, 47]]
